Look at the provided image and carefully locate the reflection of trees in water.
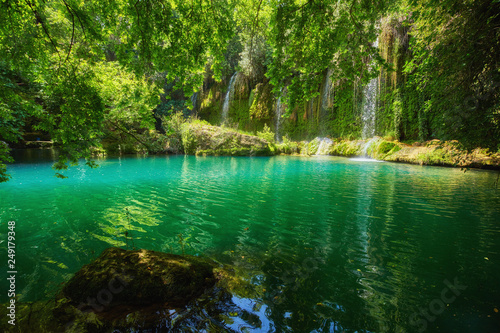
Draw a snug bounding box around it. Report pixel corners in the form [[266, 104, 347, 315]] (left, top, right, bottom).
[[96, 204, 161, 248]]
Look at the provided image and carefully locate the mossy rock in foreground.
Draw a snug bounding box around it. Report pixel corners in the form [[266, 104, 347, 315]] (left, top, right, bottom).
[[0, 248, 260, 332], [62, 247, 217, 308]]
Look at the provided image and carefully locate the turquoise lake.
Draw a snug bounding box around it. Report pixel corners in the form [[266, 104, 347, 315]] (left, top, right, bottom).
[[1, 150, 499, 332]]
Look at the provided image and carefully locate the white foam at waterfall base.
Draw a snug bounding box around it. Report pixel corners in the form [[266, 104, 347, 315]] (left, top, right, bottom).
[[315, 138, 333, 155], [349, 138, 384, 162], [362, 137, 377, 156], [350, 157, 384, 163], [221, 72, 237, 124]]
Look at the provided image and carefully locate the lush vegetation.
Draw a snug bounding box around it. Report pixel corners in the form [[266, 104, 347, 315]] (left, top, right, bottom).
[[1, 0, 499, 181]]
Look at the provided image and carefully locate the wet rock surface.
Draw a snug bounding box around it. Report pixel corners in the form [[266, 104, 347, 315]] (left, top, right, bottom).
[[62, 247, 217, 309], [181, 123, 272, 156]]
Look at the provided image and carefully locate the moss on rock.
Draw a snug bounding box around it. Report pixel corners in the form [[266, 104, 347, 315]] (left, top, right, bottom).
[[181, 122, 273, 156], [249, 82, 275, 121], [377, 139, 500, 169], [284, 136, 499, 169], [62, 247, 216, 308], [0, 247, 262, 332], [329, 139, 362, 157], [370, 139, 401, 159]]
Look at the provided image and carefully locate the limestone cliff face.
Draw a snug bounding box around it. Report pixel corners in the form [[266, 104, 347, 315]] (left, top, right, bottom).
[[191, 16, 416, 143]]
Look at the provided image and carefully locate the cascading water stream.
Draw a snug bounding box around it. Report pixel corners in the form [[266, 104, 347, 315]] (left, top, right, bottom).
[[221, 72, 237, 124], [361, 137, 377, 157], [315, 137, 333, 155], [275, 88, 285, 142], [350, 137, 384, 162], [361, 39, 379, 139], [190, 91, 199, 114], [275, 96, 282, 142], [321, 68, 334, 115]]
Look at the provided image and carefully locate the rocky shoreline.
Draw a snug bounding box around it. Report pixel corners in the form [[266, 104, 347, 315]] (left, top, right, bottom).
[[299, 137, 500, 170], [9, 127, 500, 170]]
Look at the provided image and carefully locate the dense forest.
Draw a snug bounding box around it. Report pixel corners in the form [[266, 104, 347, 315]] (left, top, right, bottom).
[[1, 0, 499, 181]]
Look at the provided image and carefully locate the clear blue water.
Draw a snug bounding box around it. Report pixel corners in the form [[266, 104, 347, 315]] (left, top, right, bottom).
[[1, 150, 500, 332]]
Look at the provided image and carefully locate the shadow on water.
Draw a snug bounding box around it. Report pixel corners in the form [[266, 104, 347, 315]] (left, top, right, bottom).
[[9, 148, 59, 164]]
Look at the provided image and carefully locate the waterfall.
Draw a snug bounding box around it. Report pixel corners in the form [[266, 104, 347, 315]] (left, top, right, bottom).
[[361, 39, 379, 139], [275, 96, 282, 142], [190, 91, 198, 114], [221, 72, 237, 124], [275, 89, 285, 142], [350, 137, 384, 162], [321, 68, 334, 114], [361, 137, 377, 157], [315, 137, 333, 155]]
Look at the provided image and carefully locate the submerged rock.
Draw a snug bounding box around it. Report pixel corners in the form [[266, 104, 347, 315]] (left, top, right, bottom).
[[0, 248, 262, 332], [62, 247, 216, 309]]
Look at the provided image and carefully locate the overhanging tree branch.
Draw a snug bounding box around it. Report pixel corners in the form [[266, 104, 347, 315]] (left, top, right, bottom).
[[23, 0, 62, 65]]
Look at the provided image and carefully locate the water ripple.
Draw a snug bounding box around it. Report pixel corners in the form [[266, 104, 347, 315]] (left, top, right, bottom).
[[1, 155, 500, 332]]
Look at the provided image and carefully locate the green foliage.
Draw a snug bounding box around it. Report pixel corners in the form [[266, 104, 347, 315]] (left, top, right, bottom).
[[0, 62, 42, 143], [372, 140, 401, 159], [238, 35, 270, 84], [303, 138, 321, 155], [0, 141, 13, 183], [155, 100, 188, 118], [0, 61, 42, 181], [233, 0, 272, 82], [161, 112, 212, 154], [92, 62, 162, 155], [257, 124, 275, 145], [267, 0, 389, 110], [95, 62, 160, 131], [249, 83, 274, 120], [0, 0, 236, 180], [162, 112, 187, 138], [221, 35, 243, 78], [329, 81, 362, 139], [329, 140, 361, 157], [180, 120, 271, 156], [402, 0, 500, 149], [416, 148, 452, 166], [276, 135, 299, 154], [38, 67, 105, 171], [181, 127, 198, 155]]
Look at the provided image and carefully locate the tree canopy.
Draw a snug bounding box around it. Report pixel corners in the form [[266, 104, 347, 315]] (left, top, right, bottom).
[[0, 0, 234, 180]]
